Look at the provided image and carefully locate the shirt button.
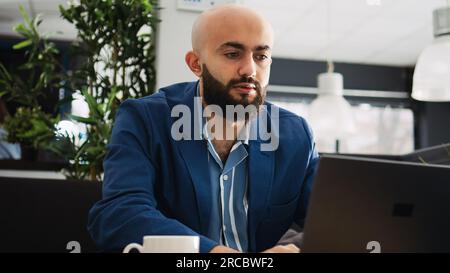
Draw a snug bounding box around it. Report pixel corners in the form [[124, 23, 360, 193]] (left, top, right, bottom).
[[223, 174, 229, 181]]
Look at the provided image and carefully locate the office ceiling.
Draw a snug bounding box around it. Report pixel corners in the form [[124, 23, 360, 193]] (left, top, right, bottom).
[[0, 0, 448, 66], [245, 0, 448, 66]]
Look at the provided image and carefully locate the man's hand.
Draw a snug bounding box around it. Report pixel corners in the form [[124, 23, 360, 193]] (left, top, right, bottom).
[[209, 245, 241, 253], [262, 243, 300, 253]]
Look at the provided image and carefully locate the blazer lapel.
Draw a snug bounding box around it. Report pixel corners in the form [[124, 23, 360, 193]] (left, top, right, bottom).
[[247, 107, 275, 252], [178, 140, 211, 234], [167, 82, 212, 234]]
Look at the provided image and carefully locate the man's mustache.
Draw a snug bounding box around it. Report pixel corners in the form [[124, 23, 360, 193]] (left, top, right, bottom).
[[227, 77, 261, 91]]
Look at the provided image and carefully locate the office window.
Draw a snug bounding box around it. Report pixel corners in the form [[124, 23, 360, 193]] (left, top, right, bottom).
[[268, 92, 414, 155]]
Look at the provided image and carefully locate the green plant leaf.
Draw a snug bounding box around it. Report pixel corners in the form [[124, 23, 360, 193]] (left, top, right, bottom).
[[105, 86, 117, 112], [18, 62, 35, 70], [81, 87, 103, 117], [12, 39, 32, 50], [68, 114, 97, 125], [0, 63, 12, 81], [13, 23, 32, 37], [18, 5, 31, 26], [34, 14, 43, 29]]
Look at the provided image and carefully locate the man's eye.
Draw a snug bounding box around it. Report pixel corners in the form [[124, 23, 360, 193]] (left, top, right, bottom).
[[255, 54, 269, 61], [225, 52, 240, 59]]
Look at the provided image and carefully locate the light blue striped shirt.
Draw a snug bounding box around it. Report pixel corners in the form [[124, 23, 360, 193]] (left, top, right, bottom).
[[195, 87, 249, 252]]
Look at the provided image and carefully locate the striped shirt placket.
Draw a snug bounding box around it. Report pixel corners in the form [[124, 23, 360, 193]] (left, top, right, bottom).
[[196, 84, 249, 252]]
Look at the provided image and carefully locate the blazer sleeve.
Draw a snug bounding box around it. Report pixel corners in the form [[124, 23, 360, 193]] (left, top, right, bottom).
[[87, 99, 218, 253]]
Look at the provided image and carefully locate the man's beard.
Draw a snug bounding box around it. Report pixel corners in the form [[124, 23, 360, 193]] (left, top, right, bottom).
[[201, 64, 265, 114]]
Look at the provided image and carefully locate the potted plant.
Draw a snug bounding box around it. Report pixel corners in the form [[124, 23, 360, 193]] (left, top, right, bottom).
[[58, 0, 160, 181], [0, 5, 68, 161], [0, 1, 160, 181]]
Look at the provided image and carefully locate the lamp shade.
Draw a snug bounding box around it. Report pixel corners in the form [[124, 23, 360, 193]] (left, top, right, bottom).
[[309, 72, 355, 140], [412, 35, 450, 101], [412, 6, 450, 102]]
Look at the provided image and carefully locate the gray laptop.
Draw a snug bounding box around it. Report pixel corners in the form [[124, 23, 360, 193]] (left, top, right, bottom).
[[301, 154, 450, 253]]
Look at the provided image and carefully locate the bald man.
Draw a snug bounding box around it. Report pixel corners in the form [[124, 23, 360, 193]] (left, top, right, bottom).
[[88, 4, 319, 253]]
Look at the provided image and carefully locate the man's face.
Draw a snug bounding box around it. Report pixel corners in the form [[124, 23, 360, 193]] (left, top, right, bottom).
[[198, 11, 273, 111]]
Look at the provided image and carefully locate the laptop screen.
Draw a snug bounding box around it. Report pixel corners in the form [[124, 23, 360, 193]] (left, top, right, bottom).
[[302, 154, 450, 253]]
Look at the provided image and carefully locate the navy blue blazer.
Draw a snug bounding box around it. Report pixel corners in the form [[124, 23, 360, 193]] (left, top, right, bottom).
[[87, 81, 319, 253]]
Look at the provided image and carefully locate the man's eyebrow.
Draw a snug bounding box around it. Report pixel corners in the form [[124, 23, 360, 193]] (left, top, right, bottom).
[[218, 42, 245, 50], [254, 45, 271, 51], [218, 42, 271, 51]]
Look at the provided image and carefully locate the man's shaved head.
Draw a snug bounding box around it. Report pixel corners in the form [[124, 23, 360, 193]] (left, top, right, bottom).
[[185, 4, 274, 112], [191, 4, 274, 54]]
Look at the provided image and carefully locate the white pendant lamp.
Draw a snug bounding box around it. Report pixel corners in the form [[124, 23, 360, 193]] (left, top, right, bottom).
[[309, 65, 356, 153], [412, 6, 450, 102], [308, 0, 355, 153]]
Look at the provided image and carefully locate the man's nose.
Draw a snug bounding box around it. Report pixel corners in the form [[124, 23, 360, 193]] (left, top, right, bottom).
[[238, 54, 257, 79]]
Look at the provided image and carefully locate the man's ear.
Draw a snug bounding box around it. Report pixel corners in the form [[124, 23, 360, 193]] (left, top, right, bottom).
[[185, 51, 202, 77]]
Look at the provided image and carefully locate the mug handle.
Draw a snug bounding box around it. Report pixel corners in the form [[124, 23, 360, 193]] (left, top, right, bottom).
[[123, 243, 144, 253]]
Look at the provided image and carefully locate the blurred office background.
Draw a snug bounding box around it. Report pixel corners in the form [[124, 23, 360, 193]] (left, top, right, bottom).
[[1, 0, 449, 155]]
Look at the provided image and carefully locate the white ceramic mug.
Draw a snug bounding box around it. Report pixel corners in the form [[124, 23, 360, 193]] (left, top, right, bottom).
[[123, 235, 200, 253]]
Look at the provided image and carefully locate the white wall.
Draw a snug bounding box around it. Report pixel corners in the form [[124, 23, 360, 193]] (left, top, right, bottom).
[[156, 0, 199, 89]]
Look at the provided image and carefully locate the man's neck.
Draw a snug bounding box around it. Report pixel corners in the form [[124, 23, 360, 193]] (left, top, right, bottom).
[[199, 83, 249, 162], [207, 116, 246, 163]]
